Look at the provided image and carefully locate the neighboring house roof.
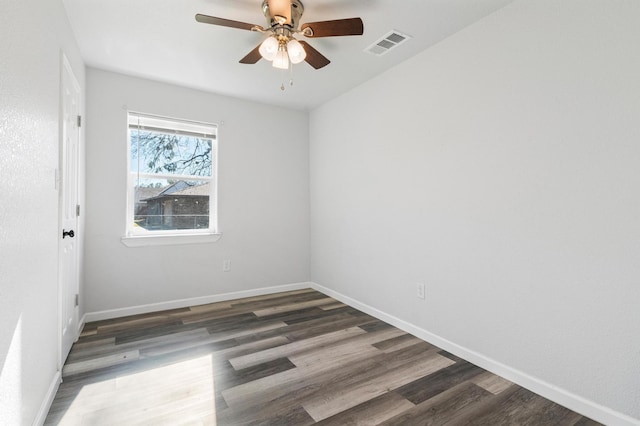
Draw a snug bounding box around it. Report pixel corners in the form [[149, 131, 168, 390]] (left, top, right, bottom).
[[170, 183, 210, 197], [142, 181, 209, 201], [157, 180, 191, 196], [135, 186, 164, 204]]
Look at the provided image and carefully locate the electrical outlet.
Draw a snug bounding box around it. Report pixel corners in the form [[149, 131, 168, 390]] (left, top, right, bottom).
[[416, 283, 425, 299], [223, 260, 231, 272]]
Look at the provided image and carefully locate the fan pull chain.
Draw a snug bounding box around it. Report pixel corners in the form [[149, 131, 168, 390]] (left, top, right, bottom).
[[277, 62, 299, 91], [280, 64, 293, 91], [289, 63, 294, 87]]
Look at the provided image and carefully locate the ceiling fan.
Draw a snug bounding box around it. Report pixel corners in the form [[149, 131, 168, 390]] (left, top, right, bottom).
[[195, 0, 364, 70]]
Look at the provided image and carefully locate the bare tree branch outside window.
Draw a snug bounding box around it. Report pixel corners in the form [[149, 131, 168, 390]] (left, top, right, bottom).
[[131, 131, 212, 177]]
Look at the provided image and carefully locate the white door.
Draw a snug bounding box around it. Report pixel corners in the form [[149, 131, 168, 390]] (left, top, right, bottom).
[[59, 54, 81, 366]]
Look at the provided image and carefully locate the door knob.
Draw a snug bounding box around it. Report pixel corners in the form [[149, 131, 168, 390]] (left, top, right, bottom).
[[62, 229, 75, 239]]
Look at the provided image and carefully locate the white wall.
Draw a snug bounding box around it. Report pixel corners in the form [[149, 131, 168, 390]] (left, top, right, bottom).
[[84, 69, 309, 313], [0, 0, 85, 424], [310, 0, 640, 423]]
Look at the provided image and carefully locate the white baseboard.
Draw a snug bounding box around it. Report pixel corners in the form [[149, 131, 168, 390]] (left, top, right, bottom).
[[310, 282, 640, 426], [84, 282, 313, 323], [32, 371, 61, 426]]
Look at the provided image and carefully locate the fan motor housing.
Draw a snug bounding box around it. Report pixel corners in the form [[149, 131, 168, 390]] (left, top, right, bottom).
[[262, 0, 305, 29]]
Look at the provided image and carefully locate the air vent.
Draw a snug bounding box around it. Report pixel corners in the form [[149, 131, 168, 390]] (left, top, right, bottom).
[[365, 30, 411, 56]]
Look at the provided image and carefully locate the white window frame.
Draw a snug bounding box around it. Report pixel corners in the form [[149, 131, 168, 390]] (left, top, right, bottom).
[[121, 112, 221, 247]]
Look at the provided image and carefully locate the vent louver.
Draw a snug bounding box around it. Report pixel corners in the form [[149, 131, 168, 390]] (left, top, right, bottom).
[[365, 30, 411, 56]]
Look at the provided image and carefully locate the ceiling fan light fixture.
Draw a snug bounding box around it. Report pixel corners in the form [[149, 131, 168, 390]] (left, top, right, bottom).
[[196, 0, 363, 73], [272, 48, 290, 69], [287, 39, 306, 64], [259, 36, 279, 61]]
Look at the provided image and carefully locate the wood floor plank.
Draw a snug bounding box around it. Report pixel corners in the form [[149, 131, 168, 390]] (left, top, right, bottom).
[[319, 301, 347, 310], [445, 385, 582, 426], [288, 327, 406, 369], [315, 392, 415, 426], [225, 311, 366, 347], [573, 418, 605, 426], [180, 290, 326, 325], [228, 326, 366, 370], [248, 305, 358, 327], [248, 406, 317, 426], [215, 357, 297, 389], [358, 319, 396, 333], [83, 307, 190, 331], [220, 405, 316, 426], [302, 350, 455, 421], [396, 359, 486, 404], [111, 320, 204, 345], [95, 314, 174, 333], [211, 335, 292, 360], [139, 322, 289, 358], [380, 381, 494, 426], [65, 337, 116, 362], [230, 288, 326, 309], [224, 288, 317, 307], [184, 301, 233, 313], [283, 313, 379, 341], [67, 328, 211, 364], [471, 370, 515, 395], [221, 364, 305, 407], [252, 297, 337, 317], [79, 328, 98, 337], [208, 319, 289, 341], [62, 350, 140, 377], [372, 332, 426, 352]]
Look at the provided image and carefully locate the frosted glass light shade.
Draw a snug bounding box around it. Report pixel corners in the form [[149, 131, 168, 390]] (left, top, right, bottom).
[[272, 49, 290, 69], [287, 39, 306, 64], [259, 36, 278, 61]]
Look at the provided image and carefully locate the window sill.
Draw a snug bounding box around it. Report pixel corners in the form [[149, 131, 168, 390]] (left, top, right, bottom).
[[121, 232, 222, 247]]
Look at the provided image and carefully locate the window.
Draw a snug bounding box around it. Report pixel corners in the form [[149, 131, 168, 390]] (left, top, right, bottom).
[[123, 112, 219, 246]]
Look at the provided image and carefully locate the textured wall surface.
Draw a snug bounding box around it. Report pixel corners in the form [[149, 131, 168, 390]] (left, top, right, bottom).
[[310, 0, 640, 422], [0, 0, 85, 424], [84, 69, 310, 313]]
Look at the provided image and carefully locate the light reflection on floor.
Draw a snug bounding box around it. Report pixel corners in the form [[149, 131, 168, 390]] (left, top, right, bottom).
[[59, 355, 216, 425]]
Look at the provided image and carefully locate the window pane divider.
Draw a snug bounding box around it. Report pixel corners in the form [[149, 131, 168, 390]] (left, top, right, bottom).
[[131, 172, 212, 181]]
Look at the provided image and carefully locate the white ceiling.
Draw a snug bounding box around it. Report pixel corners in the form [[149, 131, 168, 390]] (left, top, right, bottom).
[[62, 0, 515, 110]]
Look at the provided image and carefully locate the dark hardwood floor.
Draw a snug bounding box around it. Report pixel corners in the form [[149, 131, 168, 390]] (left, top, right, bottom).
[[45, 289, 601, 425]]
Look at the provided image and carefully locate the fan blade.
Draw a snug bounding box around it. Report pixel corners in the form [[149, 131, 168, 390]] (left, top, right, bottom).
[[239, 44, 262, 64], [299, 41, 330, 69], [301, 18, 363, 38], [195, 14, 261, 31], [267, 0, 291, 24]]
